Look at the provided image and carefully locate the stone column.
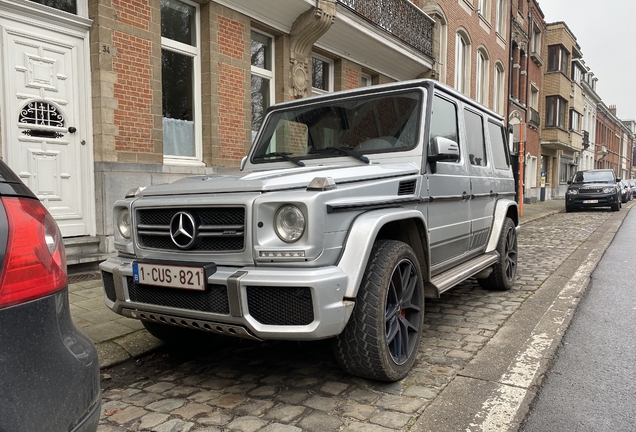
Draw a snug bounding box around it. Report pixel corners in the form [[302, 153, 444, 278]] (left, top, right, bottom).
[[289, 0, 337, 99]]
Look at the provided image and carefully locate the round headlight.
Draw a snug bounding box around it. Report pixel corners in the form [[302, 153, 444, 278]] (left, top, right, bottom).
[[274, 205, 305, 243], [117, 208, 131, 239]]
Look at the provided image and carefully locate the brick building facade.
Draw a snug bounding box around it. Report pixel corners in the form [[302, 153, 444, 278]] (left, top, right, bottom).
[[507, 0, 545, 204]]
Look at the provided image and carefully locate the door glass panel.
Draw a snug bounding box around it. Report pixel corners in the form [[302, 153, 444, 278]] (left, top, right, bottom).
[[28, 0, 77, 14]]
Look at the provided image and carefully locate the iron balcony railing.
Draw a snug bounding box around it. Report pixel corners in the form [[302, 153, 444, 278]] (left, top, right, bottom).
[[337, 0, 434, 58]]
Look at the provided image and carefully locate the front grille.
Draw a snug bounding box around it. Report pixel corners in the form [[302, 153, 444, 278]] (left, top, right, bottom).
[[102, 271, 117, 302], [127, 277, 230, 314], [579, 188, 603, 194], [136, 207, 245, 252], [246, 286, 314, 326]]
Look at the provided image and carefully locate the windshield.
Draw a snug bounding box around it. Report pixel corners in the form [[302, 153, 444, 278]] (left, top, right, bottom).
[[571, 170, 615, 183], [251, 90, 422, 164]]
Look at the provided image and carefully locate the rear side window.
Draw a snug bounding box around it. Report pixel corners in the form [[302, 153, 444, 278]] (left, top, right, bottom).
[[464, 109, 487, 166], [488, 121, 509, 169], [429, 95, 459, 145]]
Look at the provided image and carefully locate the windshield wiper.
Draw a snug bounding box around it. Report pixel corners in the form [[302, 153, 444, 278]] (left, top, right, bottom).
[[310, 147, 370, 164], [254, 152, 305, 167]]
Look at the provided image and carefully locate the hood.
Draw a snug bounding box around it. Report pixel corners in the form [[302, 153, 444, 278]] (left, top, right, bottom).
[[138, 163, 421, 197]]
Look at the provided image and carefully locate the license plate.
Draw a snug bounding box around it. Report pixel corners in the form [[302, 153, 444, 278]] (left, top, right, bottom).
[[133, 262, 206, 290], [582, 200, 598, 204]]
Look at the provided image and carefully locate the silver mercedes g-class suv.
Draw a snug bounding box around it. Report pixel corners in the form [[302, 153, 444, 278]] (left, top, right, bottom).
[[100, 79, 518, 381]]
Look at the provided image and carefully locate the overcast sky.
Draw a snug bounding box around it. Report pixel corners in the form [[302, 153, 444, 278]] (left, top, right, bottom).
[[537, 1, 636, 120]]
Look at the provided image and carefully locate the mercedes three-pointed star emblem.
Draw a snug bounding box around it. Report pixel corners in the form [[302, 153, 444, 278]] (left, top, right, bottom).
[[169, 211, 197, 249]]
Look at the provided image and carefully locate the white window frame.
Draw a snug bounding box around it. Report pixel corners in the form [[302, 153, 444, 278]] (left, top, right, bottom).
[[312, 53, 334, 95], [251, 29, 275, 142], [361, 72, 372, 87], [496, 0, 506, 35], [161, 0, 203, 166], [478, 0, 490, 21], [454, 32, 470, 96], [494, 63, 504, 114], [476, 49, 489, 106]]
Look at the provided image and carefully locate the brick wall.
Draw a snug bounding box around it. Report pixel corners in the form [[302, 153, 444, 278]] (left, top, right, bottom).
[[345, 67, 360, 90], [112, 31, 154, 153], [436, 0, 508, 109], [215, 14, 250, 165], [112, 0, 150, 31]]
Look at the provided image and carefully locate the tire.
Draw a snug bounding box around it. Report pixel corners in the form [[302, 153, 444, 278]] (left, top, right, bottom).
[[478, 217, 517, 291], [332, 240, 424, 382], [565, 204, 574, 213], [142, 320, 212, 345], [611, 200, 620, 211]]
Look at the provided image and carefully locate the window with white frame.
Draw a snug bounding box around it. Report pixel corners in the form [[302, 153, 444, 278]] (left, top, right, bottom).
[[161, 0, 202, 164], [454, 32, 470, 95], [312, 53, 334, 95], [548, 45, 569, 74], [494, 63, 504, 114], [478, 0, 491, 20], [361, 73, 372, 87], [251, 30, 274, 142], [530, 84, 539, 110], [569, 109, 581, 132], [496, 0, 505, 35], [546, 95, 567, 128], [531, 22, 542, 55], [476, 49, 489, 106]]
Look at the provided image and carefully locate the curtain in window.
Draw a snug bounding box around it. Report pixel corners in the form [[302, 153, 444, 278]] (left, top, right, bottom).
[[163, 117, 195, 157]]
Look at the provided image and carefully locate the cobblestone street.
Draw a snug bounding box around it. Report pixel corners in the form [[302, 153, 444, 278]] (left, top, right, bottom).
[[97, 207, 620, 432]]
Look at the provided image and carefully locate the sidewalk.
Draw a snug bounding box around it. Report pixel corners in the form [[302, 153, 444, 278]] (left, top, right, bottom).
[[68, 198, 566, 369]]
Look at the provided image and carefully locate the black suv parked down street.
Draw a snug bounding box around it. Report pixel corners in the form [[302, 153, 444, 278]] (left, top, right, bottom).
[[565, 169, 621, 212]]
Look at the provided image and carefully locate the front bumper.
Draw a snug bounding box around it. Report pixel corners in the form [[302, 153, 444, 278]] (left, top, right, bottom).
[[99, 257, 353, 341], [566, 192, 618, 208]]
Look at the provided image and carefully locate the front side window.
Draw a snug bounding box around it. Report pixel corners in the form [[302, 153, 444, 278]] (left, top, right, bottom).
[[464, 109, 487, 166], [251, 30, 274, 142], [430, 95, 460, 148], [161, 0, 201, 163], [312, 54, 334, 95], [252, 91, 422, 164], [546, 95, 567, 128]]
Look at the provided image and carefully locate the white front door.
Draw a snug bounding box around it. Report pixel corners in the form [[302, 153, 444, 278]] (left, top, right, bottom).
[[0, 12, 94, 237]]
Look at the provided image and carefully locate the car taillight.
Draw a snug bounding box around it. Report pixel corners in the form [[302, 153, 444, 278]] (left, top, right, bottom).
[[0, 197, 67, 308]]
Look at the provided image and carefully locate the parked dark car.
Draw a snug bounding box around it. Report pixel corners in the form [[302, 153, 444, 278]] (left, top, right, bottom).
[[565, 169, 621, 212], [620, 179, 632, 203], [0, 160, 101, 431]]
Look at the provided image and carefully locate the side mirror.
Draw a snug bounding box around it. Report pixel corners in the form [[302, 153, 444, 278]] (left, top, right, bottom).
[[240, 156, 247, 171], [428, 136, 460, 163], [616, 178, 621, 183], [567, 180, 571, 185]]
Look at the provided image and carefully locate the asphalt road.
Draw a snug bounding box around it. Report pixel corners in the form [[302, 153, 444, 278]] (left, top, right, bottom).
[[521, 207, 636, 431]]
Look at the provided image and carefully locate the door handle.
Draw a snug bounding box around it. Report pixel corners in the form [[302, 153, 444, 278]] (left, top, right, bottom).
[[462, 191, 470, 200], [490, 190, 498, 198]]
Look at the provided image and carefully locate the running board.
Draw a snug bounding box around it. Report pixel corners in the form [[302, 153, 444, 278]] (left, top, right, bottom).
[[427, 252, 500, 297]]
